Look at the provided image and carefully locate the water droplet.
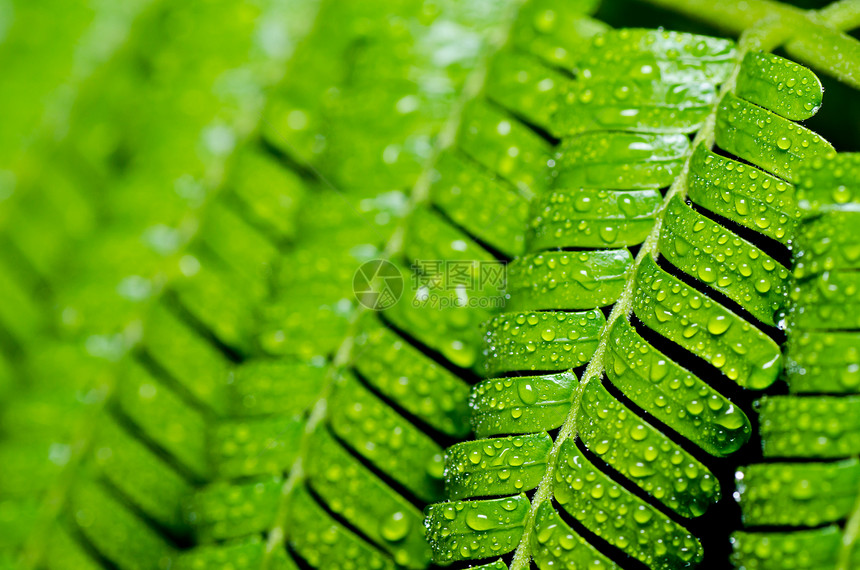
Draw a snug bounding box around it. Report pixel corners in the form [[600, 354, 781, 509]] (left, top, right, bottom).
[[629, 462, 655, 478], [651, 359, 668, 381], [633, 506, 652, 524], [465, 509, 495, 531], [697, 266, 716, 283], [707, 314, 730, 335], [599, 225, 619, 244], [517, 381, 537, 405], [380, 512, 411, 542]]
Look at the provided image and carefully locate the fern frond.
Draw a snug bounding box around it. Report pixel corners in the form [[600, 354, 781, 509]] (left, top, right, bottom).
[[264, 2, 610, 568], [2, 1, 860, 570], [425, 7, 855, 569], [730, 153, 860, 570]]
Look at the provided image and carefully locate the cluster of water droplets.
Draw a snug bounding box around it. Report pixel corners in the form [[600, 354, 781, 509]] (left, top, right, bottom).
[[468, 372, 577, 437], [578, 380, 720, 517], [786, 330, 860, 392], [353, 320, 472, 438], [445, 433, 553, 499], [634, 256, 782, 390], [689, 144, 799, 248], [731, 153, 860, 568], [289, 484, 395, 570], [757, 395, 860, 457], [184, 476, 282, 542], [425, 495, 529, 562], [331, 374, 447, 498], [606, 319, 751, 456], [482, 309, 605, 376], [716, 92, 833, 185], [735, 459, 860, 527], [424, 22, 850, 570], [507, 250, 633, 311], [553, 438, 703, 568], [660, 196, 790, 325], [735, 51, 823, 122]]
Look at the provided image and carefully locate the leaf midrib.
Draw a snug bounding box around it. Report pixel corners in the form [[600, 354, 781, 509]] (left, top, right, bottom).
[[258, 5, 528, 565]]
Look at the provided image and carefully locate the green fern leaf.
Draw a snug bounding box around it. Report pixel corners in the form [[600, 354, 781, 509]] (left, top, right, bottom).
[[425, 4, 860, 569], [730, 153, 860, 570], [2, 1, 860, 570]]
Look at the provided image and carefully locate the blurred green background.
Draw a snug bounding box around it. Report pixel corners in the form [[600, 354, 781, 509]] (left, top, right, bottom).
[[0, 0, 524, 567]]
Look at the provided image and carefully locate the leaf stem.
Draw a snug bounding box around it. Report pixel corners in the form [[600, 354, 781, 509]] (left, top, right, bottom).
[[817, 0, 860, 29], [259, 6, 526, 565]]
